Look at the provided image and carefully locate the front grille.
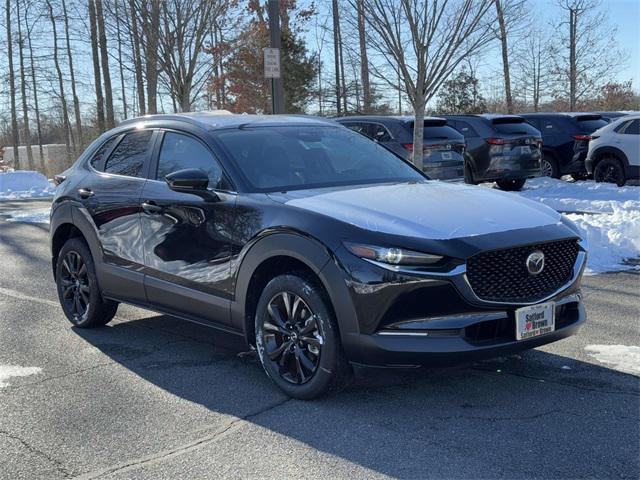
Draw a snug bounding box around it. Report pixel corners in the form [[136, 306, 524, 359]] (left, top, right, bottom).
[[466, 239, 580, 303]]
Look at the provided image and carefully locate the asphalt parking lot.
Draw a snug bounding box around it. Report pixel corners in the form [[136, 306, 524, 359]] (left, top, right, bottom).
[[0, 199, 638, 480]]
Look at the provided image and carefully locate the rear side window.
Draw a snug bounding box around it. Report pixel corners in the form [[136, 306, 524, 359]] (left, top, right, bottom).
[[576, 117, 608, 132], [157, 132, 225, 189], [620, 119, 639, 135], [492, 120, 540, 135], [104, 130, 153, 177], [89, 136, 118, 170], [454, 121, 479, 138]]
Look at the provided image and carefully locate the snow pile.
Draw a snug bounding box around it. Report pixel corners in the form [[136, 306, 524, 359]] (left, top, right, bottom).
[[0, 171, 56, 200], [514, 178, 640, 273], [4, 207, 51, 224], [0, 365, 42, 388], [585, 345, 640, 375], [517, 177, 640, 214]]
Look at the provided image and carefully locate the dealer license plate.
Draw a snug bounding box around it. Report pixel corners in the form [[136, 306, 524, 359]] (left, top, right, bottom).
[[520, 146, 531, 154], [515, 302, 555, 340]]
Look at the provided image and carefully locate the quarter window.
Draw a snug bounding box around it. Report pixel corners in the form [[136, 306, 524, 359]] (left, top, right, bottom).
[[104, 130, 153, 177], [621, 119, 639, 135], [157, 132, 225, 189], [89, 136, 118, 171], [370, 124, 392, 142]]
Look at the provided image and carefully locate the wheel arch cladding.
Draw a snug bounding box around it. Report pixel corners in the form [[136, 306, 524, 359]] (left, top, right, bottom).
[[593, 146, 629, 168], [232, 233, 359, 347]]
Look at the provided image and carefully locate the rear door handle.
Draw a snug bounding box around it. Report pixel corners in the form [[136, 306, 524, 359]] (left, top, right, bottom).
[[78, 188, 94, 199], [141, 201, 163, 214]]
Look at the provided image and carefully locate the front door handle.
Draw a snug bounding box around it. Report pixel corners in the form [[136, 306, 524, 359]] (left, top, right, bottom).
[[78, 188, 94, 199], [141, 201, 163, 214]]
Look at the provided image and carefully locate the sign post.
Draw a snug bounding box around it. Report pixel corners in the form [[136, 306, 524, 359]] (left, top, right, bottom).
[[266, 0, 285, 114]]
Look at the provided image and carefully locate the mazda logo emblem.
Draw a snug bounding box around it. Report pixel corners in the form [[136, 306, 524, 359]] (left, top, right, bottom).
[[526, 251, 545, 275]]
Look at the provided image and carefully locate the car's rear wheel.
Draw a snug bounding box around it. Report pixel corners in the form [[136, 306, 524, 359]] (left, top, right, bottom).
[[594, 157, 626, 187], [255, 274, 352, 399], [496, 178, 526, 191], [541, 155, 559, 178], [56, 238, 118, 328]]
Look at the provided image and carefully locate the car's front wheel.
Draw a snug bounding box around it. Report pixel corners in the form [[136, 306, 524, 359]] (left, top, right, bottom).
[[594, 157, 626, 187], [496, 178, 526, 191], [56, 238, 118, 327], [255, 274, 352, 399]]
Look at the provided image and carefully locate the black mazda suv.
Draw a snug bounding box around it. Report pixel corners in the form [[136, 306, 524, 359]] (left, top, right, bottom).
[[50, 113, 587, 399]]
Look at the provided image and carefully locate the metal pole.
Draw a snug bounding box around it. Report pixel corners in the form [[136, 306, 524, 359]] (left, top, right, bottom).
[[268, 0, 285, 114]]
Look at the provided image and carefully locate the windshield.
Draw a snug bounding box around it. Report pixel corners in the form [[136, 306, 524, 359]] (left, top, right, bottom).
[[215, 126, 425, 192]]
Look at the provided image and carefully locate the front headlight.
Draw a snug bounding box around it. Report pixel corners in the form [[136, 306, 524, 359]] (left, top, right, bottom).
[[344, 242, 443, 266]]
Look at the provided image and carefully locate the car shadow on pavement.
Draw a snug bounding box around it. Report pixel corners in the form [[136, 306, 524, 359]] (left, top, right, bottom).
[[72, 312, 640, 479]]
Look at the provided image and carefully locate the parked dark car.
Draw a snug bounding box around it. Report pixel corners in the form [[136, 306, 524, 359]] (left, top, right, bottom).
[[441, 114, 542, 191], [594, 111, 631, 123], [50, 113, 586, 399], [521, 113, 609, 179], [335, 116, 465, 181]]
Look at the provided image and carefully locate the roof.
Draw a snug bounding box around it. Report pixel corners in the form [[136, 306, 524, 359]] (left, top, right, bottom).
[[520, 112, 603, 119], [335, 115, 446, 123], [119, 111, 338, 130], [438, 113, 525, 121]]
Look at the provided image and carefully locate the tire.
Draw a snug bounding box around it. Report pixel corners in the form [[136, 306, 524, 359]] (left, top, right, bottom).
[[594, 157, 626, 187], [570, 172, 589, 181], [55, 238, 118, 328], [255, 274, 352, 399], [540, 155, 560, 178], [463, 161, 477, 185], [496, 178, 526, 191]]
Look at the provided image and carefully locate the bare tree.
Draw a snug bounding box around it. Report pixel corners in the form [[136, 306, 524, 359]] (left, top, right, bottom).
[[95, 0, 115, 128], [513, 27, 553, 111], [24, 1, 44, 166], [16, 0, 34, 170], [5, 0, 20, 165], [356, 0, 372, 113], [114, 0, 128, 119], [45, 0, 71, 164], [331, 0, 343, 115], [363, 0, 494, 169], [141, 0, 161, 114], [61, 0, 83, 152], [128, 0, 146, 115], [157, 0, 218, 112], [494, 0, 512, 113], [553, 0, 625, 110], [88, 0, 105, 132]]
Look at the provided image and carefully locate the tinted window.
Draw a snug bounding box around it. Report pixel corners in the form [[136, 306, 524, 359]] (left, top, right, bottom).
[[104, 130, 153, 177], [492, 120, 540, 135], [370, 124, 392, 142], [343, 122, 370, 137], [576, 118, 608, 132], [540, 119, 560, 133], [216, 126, 423, 192], [454, 121, 479, 138], [424, 125, 461, 140], [89, 136, 118, 171], [621, 119, 639, 134], [157, 132, 224, 189]]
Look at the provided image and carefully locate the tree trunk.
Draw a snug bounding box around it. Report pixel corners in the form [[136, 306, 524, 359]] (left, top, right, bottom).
[[16, 0, 34, 170], [144, 0, 160, 114], [338, 15, 348, 114], [88, 0, 105, 132], [129, 0, 145, 115], [6, 0, 20, 167], [25, 2, 44, 168], [569, 7, 577, 110], [331, 0, 341, 115], [494, 0, 513, 113], [356, 0, 372, 113], [46, 0, 71, 165], [61, 0, 83, 153], [115, 0, 128, 119], [95, 0, 115, 128], [411, 90, 425, 171]]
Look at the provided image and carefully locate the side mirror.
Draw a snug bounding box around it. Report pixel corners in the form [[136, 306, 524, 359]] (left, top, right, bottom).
[[165, 168, 209, 191]]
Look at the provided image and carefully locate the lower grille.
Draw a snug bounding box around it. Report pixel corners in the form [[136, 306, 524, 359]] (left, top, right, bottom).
[[466, 239, 580, 303]]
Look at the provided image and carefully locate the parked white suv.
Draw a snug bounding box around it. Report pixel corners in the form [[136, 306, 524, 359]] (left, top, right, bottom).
[[586, 114, 639, 186]]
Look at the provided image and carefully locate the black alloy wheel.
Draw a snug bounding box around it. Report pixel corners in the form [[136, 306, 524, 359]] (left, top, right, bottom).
[[262, 291, 321, 385], [59, 251, 91, 321], [594, 158, 626, 187], [496, 178, 527, 191]]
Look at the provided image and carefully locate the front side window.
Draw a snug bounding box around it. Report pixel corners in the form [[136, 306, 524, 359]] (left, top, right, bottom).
[[156, 132, 225, 189], [215, 126, 424, 192], [104, 130, 153, 177]]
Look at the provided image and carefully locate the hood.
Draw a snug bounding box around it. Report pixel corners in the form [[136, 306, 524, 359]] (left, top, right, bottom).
[[270, 181, 562, 240]]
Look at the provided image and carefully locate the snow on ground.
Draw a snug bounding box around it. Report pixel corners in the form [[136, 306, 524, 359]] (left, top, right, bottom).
[[508, 178, 640, 274], [4, 207, 51, 224], [0, 365, 42, 388], [0, 170, 56, 200], [585, 345, 640, 376]]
